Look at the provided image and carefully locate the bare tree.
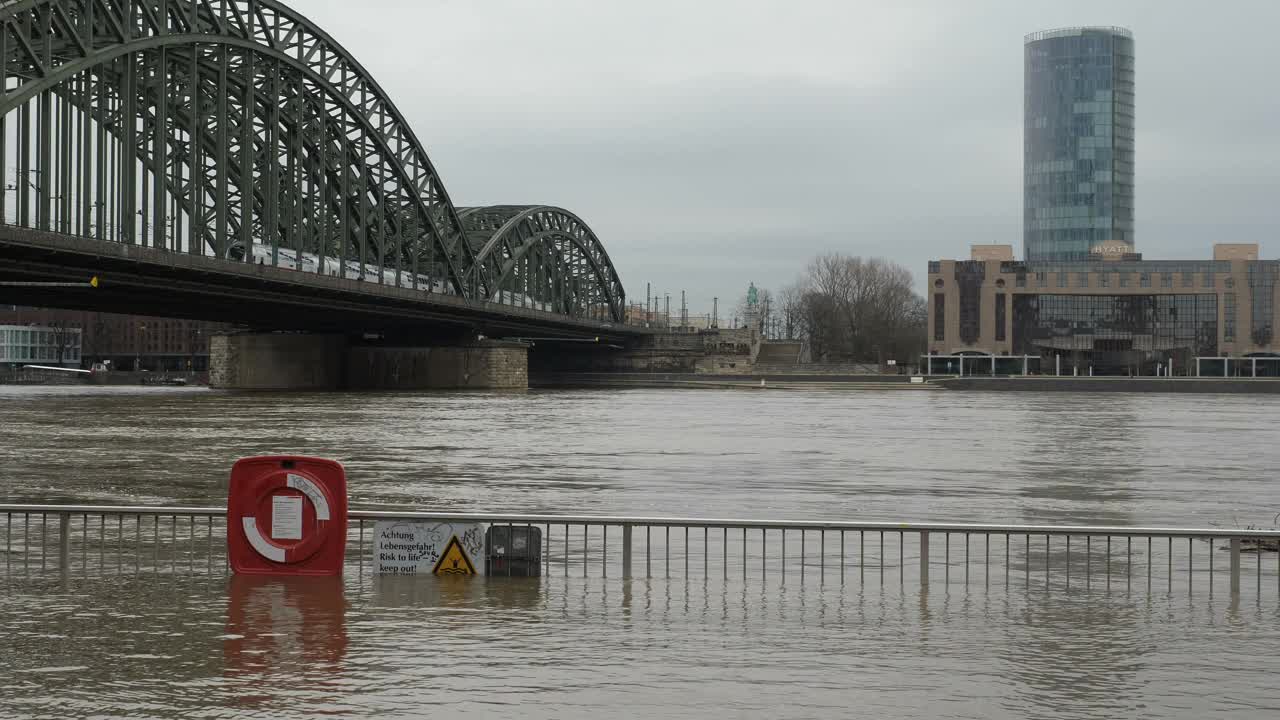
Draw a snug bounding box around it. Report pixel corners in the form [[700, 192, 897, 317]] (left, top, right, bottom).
[[46, 320, 78, 367], [83, 313, 110, 366], [757, 288, 775, 337], [778, 282, 806, 340], [767, 253, 926, 364]]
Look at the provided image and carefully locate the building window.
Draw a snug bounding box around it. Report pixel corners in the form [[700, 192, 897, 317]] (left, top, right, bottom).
[[1119, 274, 1130, 288], [933, 293, 945, 341], [1016, 273, 1026, 288], [1161, 273, 1173, 288], [957, 262, 985, 344], [995, 293, 1007, 342], [1057, 272, 1067, 288], [1140, 273, 1151, 288], [1078, 272, 1089, 288], [1182, 272, 1194, 288], [1035, 271, 1046, 285], [1249, 263, 1279, 345], [1203, 271, 1214, 288], [1099, 273, 1110, 288], [1224, 293, 1236, 343], [1011, 294, 1219, 358]]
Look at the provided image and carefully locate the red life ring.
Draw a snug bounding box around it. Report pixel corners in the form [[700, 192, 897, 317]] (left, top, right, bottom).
[[237, 469, 335, 565]]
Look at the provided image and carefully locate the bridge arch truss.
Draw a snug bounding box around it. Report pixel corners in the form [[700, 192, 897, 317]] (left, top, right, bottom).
[[0, 0, 625, 323], [459, 205, 624, 323]]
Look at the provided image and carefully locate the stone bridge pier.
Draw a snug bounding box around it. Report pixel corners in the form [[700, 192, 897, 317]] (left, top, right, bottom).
[[209, 333, 528, 390]]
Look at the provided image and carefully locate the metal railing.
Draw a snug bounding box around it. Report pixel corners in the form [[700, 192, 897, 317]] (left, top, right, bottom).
[[3, 504, 1279, 598]]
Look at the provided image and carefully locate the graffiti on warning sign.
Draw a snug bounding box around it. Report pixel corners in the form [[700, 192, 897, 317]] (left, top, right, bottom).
[[373, 520, 485, 575]]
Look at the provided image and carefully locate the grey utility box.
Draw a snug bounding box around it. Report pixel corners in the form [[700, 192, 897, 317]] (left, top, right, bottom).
[[485, 525, 542, 577]]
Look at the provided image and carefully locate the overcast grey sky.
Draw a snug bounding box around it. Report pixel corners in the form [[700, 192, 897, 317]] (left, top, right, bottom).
[[297, 0, 1278, 314]]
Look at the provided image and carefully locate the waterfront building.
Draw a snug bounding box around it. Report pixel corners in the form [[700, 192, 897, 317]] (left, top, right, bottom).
[[1025, 27, 1135, 262], [0, 308, 225, 371], [926, 244, 1280, 375], [0, 324, 82, 367]]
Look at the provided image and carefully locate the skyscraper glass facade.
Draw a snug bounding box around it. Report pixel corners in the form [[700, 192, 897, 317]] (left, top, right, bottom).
[[1024, 27, 1135, 262]]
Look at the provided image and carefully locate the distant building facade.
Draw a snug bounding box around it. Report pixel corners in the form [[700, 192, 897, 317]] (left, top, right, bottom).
[[1025, 27, 1135, 262], [0, 324, 82, 367], [927, 244, 1280, 375], [0, 307, 227, 371]]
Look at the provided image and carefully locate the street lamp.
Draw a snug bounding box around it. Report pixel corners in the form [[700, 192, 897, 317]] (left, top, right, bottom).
[[136, 322, 147, 372], [190, 326, 202, 372]]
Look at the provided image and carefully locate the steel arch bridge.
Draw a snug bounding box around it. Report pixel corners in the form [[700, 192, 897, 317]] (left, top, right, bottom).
[[0, 0, 625, 324]]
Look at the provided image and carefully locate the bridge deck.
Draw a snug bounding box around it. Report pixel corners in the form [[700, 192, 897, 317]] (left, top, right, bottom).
[[0, 225, 648, 341]]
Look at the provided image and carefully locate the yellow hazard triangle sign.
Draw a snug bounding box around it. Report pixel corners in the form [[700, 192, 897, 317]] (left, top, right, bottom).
[[432, 535, 477, 576]]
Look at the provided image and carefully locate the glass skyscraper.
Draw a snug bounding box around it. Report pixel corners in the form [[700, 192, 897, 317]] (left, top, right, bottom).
[[1024, 27, 1135, 262]]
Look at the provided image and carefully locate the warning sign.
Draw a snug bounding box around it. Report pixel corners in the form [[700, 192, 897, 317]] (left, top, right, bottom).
[[270, 495, 303, 540], [373, 520, 486, 576], [432, 536, 476, 575]]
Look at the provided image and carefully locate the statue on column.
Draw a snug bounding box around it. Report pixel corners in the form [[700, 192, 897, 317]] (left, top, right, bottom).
[[744, 282, 761, 331]]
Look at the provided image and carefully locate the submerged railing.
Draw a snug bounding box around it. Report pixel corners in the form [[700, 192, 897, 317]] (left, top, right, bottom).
[[2, 504, 1279, 598]]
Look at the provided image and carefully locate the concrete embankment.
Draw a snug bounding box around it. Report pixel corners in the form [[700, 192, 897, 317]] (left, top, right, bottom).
[[536, 373, 1280, 394], [532, 372, 935, 390], [88, 371, 208, 386], [0, 370, 209, 386], [0, 369, 82, 385], [935, 377, 1280, 394]]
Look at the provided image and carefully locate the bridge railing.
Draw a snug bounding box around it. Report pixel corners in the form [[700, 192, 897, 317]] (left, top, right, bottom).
[[2, 504, 1278, 598]]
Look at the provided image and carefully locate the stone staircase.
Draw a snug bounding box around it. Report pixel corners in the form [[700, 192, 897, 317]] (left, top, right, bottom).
[[752, 341, 887, 374], [755, 341, 802, 364]]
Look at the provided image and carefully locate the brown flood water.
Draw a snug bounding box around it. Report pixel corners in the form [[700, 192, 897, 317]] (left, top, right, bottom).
[[2, 385, 1280, 718]]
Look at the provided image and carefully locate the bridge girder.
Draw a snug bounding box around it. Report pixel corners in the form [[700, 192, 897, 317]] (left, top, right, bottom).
[[0, 0, 626, 323]]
